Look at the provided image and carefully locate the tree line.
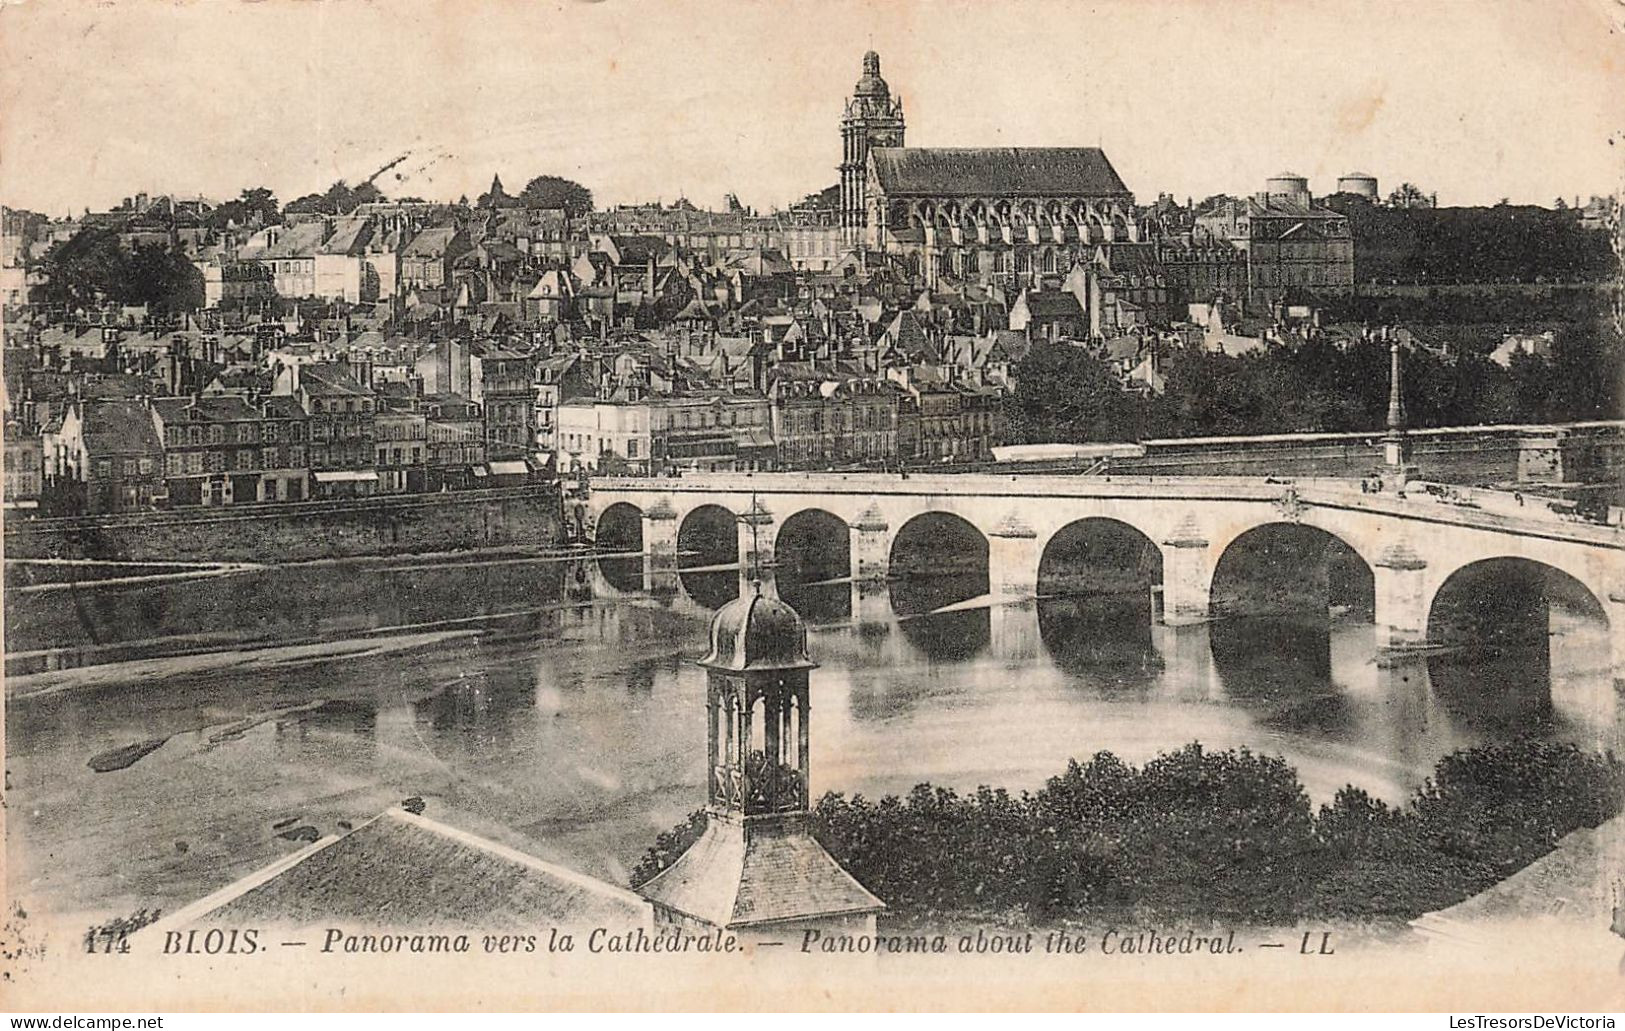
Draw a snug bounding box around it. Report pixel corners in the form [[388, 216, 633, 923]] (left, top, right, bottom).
[[634, 740, 1623, 925], [1003, 305, 1623, 444]]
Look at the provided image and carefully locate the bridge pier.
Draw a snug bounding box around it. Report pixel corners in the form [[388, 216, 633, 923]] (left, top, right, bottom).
[[642, 498, 679, 574], [1374, 542, 1429, 649], [737, 498, 776, 580], [988, 599, 1040, 664], [851, 503, 891, 583], [850, 580, 892, 627], [644, 559, 679, 600], [1154, 623, 1219, 701], [988, 512, 1040, 598], [1159, 518, 1211, 625]]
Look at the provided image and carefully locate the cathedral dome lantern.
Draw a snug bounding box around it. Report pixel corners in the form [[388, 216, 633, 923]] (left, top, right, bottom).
[[853, 50, 891, 100]]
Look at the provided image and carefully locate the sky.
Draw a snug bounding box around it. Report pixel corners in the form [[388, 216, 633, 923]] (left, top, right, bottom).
[[1, 0, 1621, 217]]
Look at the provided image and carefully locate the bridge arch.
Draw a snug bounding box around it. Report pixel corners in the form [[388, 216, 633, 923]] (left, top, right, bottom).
[[1210, 522, 1375, 620], [774, 508, 854, 622], [888, 511, 990, 618], [676, 503, 738, 569], [673, 503, 741, 609], [594, 502, 644, 553], [592, 502, 647, 594], [1035, 518, 1164, 682], [1427, 557, 1608, 646], [775, 508, 851, 583], [1425, 557, 1612, 731], [1037, 517, 1162, 600]]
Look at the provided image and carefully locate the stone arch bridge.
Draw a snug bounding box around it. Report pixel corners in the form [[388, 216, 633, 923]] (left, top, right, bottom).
[[580, 472, 1625, 678]]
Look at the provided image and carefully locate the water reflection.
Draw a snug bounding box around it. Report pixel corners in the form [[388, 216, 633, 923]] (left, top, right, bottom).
[[5, 556, 568, 675], [1037, 594, 1163, 688], [598, 555, 644, 595], [1210, 615, 1335, 700], [413, 664, 538, 740], [4, 547, 1616, 920], [777, 578, 853, 625], [678, 569, 740, 610], [1428, 643, 1554, 734]]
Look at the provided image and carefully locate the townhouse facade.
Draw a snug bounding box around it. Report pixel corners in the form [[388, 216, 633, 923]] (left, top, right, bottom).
[[150, 394, 310, 505]]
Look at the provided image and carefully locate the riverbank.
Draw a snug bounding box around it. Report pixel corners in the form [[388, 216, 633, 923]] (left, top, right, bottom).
[[2, 546, 592, 682], [2, 484, 562, 562]]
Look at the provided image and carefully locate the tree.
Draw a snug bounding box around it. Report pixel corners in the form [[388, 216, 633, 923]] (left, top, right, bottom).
[[36, 228, 201, 313], [1002, 342, 1150, 443], [35, 228, 126, 310], [1386, 183, 1431, 209], [284, 180, 385, 216], [517, 175, 594, 217], [125, 243, 205, 312], [206, 187, 280, 229], [1554, 196, 1569, 211]]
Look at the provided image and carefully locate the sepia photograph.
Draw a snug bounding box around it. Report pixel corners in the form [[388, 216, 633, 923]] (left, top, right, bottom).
[[1, 0, 1623, 1014]]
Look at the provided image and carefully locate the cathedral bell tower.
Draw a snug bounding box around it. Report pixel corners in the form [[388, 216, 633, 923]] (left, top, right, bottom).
[[840, 50, 905, 245], [636, 582, 884, 937]]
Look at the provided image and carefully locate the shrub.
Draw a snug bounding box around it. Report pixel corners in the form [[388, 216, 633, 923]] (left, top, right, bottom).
[[630, 740, 1623, 925], [628, 809, 707, 889]]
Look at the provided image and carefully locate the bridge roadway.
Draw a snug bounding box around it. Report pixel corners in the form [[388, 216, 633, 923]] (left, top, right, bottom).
[[580, 472, 1625, 679]]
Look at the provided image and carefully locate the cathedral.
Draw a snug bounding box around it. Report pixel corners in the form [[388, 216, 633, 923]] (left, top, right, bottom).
[[837, 51, 1142, 286]]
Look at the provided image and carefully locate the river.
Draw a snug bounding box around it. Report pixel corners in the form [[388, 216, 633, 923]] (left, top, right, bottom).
[[3, 550, 1615, 924]]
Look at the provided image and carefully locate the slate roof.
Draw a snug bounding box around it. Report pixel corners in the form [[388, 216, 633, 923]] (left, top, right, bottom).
[[151, 395, 260, 424], [637, 815, 883, 929], [883, 310, 940, 362], [265, 222, 329, 259], [1018, 290, 1085, 320], [299, 363, 372, 397], [607, 234, 670, 266], [402, 227, 459, 257], [82, 400, 162, 457], [1210, 197, 1348, 221], [990, 329, 1030, 361], [321, 218, 373, 255], [1095, 242, 1161, 274], [166, 809, 651, 930], [870, 147, 1131, 198]]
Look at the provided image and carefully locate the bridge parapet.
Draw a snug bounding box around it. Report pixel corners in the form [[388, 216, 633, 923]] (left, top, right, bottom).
[[590, 473, 1623, 550], [586, 471, 1624, 677]]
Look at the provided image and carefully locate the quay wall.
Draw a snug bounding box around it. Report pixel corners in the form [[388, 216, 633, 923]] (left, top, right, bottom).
[[1103, 423, 1625, 485], [3, 486, 563, 562]]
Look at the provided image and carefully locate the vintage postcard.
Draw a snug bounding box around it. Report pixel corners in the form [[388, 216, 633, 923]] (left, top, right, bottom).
[[2, 0, 1623, 1013]]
